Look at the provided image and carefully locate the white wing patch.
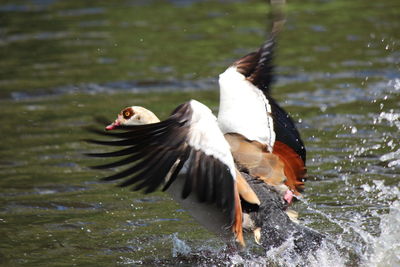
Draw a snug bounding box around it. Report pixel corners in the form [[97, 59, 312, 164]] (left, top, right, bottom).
[[187, 100, 237, 179], [217, 67, 275, 151]]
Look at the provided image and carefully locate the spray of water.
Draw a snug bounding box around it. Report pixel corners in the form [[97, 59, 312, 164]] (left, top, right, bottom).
[[169, 79, 399, 266]]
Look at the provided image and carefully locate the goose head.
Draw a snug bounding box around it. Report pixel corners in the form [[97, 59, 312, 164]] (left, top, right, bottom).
[[105, 106, 160, 130]]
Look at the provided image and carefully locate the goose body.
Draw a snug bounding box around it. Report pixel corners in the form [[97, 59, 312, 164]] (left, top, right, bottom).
[[218, 66, 275, 150], [87, 12, 314, 249]]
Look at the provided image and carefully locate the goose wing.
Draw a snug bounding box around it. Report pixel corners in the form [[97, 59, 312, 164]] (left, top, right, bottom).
[[270, 98, 306, 194], [218, 29, 306, 194], [217, 34, 278, 151], [86, 100, 243, 242]]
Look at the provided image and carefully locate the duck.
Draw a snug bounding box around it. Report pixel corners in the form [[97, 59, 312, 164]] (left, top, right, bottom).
[[86, 6, 319, 250]]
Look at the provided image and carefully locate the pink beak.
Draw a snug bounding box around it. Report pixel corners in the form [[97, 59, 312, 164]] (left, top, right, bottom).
[[105, 120, 120, 131]]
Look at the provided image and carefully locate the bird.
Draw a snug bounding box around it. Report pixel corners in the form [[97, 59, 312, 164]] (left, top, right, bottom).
[[86, 30, 310, 248]]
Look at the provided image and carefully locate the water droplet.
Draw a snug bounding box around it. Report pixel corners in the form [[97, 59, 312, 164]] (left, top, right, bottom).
[[361, 184, 371, 192], [387, 140, 393, 147]]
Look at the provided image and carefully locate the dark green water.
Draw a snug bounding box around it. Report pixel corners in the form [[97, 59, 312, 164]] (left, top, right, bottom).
[[0, 0, 399, 266]]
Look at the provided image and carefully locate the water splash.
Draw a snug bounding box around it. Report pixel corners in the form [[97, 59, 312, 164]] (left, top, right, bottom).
[[380, 148, 400, 167], [375, 106, 400, 167], [366, 200, 400, 267], [164, 179, 400, 266], [171, 233, 191, 257]]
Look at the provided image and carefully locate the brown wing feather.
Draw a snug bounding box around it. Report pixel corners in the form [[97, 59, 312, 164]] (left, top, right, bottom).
[[236, 170, 260, 205], [233, 182, 244, 246], [225, 133, 286, 186], [272, 141, 306, 195]]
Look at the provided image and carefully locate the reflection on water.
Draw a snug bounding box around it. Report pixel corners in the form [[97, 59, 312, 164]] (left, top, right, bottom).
[[0, 0, 399, 266]]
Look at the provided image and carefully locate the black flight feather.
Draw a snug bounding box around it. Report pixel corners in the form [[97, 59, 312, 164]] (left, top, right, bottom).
[[162, 146, 191, 192], [86, 100, 236, 228]]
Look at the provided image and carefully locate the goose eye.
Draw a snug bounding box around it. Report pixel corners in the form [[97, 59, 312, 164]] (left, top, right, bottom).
[[122, 108, 134, 119], [136, 116, 141, 120]]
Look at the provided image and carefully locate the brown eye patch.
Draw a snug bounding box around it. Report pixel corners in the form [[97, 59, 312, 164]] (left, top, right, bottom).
[[122, 107, 134, 119]]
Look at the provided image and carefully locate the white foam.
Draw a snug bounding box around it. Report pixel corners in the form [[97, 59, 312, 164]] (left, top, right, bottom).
[[171, 233, 191, 257], [380, 148, 400, 168], [367, 200, 400, 267]]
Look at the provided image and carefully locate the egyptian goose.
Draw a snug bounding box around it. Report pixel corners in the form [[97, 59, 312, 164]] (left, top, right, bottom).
[[86, 29, 311, 248]]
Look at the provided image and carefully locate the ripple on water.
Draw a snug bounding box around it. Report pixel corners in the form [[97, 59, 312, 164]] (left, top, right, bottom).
[[0, 0, 398, 265], [0, 184, 87, 198], [6, 201, 97, 211]]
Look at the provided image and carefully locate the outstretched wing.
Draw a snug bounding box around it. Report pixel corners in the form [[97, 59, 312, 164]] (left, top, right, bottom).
[[86, 100, 237, 223]]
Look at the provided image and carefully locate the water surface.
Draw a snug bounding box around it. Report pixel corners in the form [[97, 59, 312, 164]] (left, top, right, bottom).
[[0, 0, 399, 266]]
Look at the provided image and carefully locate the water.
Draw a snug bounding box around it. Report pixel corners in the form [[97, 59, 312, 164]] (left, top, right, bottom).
[[0, 0, 399, 266]]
